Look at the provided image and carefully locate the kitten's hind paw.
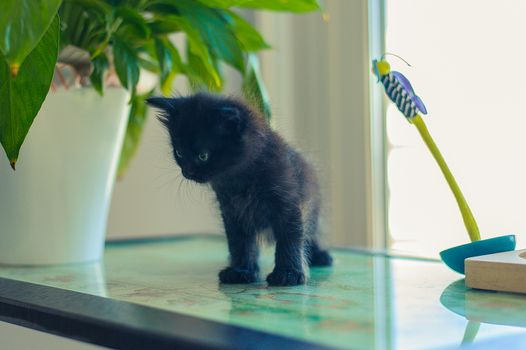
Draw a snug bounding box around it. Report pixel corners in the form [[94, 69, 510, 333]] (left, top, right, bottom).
[[309, 250, 333, 267], [266, 268, 306, 286], [219, 267, 259, 284]]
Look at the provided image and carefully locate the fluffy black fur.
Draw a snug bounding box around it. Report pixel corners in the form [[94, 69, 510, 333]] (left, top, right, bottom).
[[147, 93, 332, 286]]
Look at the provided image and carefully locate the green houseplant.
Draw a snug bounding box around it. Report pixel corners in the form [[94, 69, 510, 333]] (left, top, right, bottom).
[[1, 0, 321, 172], [0, 0, 321, 265]]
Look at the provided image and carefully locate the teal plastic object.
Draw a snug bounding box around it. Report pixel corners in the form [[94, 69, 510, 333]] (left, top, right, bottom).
[[440, 235, 516, 274]]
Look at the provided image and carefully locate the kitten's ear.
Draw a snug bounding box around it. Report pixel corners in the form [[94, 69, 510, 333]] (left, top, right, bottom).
[[218, 106, 245, 134], [147, 97, 182, 127], [146, 97, 175, 112]]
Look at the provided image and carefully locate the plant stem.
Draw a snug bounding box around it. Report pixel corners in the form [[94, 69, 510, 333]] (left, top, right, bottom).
[[411, 115, 481, 242]]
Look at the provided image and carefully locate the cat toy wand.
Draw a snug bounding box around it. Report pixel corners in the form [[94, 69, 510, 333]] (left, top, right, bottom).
[[372, 55, 515, 274]]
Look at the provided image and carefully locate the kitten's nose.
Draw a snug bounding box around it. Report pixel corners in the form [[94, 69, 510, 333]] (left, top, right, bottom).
[[183, 168, 195, 178]]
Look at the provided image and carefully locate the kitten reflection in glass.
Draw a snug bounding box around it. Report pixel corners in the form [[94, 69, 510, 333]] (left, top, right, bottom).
[[147, 93, 332, 286]]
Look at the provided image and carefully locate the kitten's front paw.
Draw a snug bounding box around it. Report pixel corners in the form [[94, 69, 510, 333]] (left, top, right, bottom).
[[309, 250, 333, 267], [219, 267, 259, 284], [266, 268, 306, 286]]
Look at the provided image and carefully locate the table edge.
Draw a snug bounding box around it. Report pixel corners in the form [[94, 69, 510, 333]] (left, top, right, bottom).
[[0, 277, 341, 350]]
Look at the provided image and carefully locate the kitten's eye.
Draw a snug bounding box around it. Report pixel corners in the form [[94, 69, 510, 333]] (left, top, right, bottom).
[[198, 152, 209, 162], [175, 149, 183, 158]]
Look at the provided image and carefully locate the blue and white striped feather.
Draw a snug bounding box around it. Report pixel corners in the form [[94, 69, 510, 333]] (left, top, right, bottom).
[[381, 73, 424, 119]]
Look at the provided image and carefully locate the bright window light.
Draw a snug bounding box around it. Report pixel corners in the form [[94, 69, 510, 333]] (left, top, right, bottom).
[[386, 0, 526, 257]]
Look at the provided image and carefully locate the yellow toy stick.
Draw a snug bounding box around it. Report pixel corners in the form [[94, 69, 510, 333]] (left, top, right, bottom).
[[372, 57, 480, 242], [373, 56, 515, 274], [372, 56, 515, 274], [411, 115, 480, 241]]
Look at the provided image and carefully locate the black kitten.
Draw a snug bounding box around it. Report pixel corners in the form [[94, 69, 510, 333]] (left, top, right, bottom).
[[147, 93, 332, 286]]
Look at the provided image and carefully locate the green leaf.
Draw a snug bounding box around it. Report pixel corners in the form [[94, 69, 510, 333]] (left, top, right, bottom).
[[155, 38, 173, 85], [113, 36, 141, 94], [138, 54, 160, 73], [243, 53, 271, 122], [162, 15, 221, 89], [117, 91, 152, 178], [238, 0, 322, 12], [155, 37, 183, 95], [62, 0, 111, 14], [195, 0, 321, 12], [163, 43, 183, 95], [159, 0, 245, 72], [149, 18, 181, 35], [0, 0, 61, 73], [114, 7, 151, 40], [169, 0, 246, 72], [224, 10, 270, 51], [0, 16, 60, 168], [60, 1, 110, 54], [90, 53, 109, 95], [186, 44, 223, 92]]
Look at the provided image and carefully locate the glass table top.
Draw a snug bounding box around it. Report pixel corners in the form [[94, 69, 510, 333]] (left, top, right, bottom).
[[0, 235, 525, 349]]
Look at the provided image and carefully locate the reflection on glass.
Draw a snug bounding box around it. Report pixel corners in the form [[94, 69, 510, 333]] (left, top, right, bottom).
[[0, 262, 107, 297], [440, 279, 526, 329]]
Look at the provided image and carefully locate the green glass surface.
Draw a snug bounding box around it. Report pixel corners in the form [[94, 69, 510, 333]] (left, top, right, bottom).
[[1, 235, 526, 349]]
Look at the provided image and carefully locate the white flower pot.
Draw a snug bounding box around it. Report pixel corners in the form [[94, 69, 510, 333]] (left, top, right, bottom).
[[0, 88, 129, 265]]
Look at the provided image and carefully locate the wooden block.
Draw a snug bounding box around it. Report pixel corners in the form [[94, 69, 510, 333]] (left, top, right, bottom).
[[465, 249, 526, 293]]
